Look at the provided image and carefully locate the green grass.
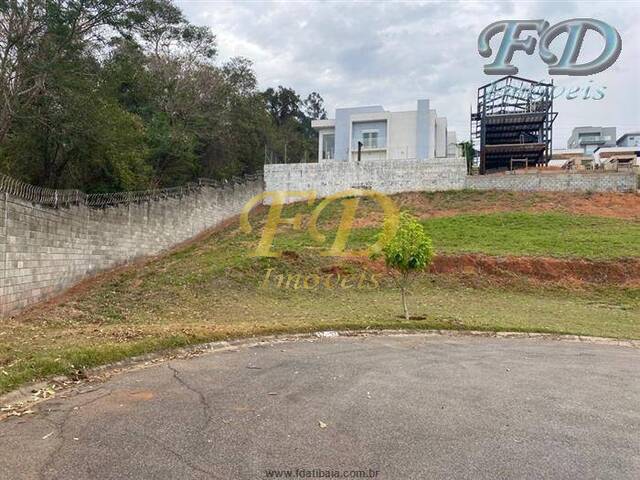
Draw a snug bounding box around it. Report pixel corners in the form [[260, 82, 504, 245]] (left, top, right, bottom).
[[273, 211, 640, 259], [1, 272, 638, 395], [1, 195, 639, 396], [423, 212, 640, 259]]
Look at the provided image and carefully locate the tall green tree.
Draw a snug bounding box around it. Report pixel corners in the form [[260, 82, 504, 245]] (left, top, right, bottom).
[[263, 86, 324, 163], [303, 92, 327, 120], [0, 0, 327, 190], [263, 86, 302, 127]]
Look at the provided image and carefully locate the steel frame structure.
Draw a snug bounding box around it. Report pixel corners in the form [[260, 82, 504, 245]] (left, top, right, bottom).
[[471, 76, 557, 174]]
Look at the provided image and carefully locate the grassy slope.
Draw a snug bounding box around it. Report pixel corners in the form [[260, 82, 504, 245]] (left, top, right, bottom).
[[425, 212, 640, 258], [1, 192, 639, 395], [332, 212, 640, 259], [278, 191, 640, 259]]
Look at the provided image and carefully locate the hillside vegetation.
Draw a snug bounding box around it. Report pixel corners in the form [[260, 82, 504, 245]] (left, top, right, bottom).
[[1, 190, 639, 394], [0, 0, 324, 192]]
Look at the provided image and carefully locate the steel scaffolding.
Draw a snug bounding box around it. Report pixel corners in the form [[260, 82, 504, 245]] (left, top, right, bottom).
[[471, 76, 557, 174]]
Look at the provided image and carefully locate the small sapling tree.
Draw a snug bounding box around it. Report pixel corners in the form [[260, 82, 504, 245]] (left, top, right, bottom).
[[378, 212, 434, 320]]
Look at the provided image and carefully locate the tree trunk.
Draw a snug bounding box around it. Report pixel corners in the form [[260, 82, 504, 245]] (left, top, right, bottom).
[[401, 286, 409, 320]]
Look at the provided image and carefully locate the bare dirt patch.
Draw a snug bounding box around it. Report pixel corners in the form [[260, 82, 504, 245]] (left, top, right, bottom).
[[395, 191, 640, 220], [430, 254, 640, 286], [545, 192, 640, 220], [343, 253, 640, 287]]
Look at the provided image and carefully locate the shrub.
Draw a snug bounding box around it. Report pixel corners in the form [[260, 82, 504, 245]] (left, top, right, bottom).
[[378, 212, 434, 320]]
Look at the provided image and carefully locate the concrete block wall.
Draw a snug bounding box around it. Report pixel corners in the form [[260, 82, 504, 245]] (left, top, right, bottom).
[[265, 160, 636, 199], [264, 158, 467, 201], [3, 164, 636, 316], [0, 178, 263, 316], [464, 172, 637, 193]]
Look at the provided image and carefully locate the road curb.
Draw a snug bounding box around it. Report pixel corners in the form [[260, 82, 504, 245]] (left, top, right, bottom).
[[1, 329, 638, 417]]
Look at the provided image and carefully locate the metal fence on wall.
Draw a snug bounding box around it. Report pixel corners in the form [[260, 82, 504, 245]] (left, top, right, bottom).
[[0, 172, 263, 209]]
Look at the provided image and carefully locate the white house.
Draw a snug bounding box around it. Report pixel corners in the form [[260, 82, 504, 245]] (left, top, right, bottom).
[[595, 146, 640, 168], [617, 132, 640, 148], [592, 132, 640, 168], [312, 100, 456, 162]]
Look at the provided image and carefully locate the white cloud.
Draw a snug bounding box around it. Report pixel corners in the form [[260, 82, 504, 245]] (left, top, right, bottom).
[[177, 0, 640, 146]]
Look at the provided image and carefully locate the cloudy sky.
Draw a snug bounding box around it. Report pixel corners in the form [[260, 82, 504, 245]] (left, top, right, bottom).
[[177, 0, 640, 146]]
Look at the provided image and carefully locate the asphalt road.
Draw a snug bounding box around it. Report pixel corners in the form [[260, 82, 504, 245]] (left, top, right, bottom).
[[1, 334, 638, 480]]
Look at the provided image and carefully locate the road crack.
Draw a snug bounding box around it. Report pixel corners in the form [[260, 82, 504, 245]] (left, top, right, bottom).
[[167, 363, 213, 428]]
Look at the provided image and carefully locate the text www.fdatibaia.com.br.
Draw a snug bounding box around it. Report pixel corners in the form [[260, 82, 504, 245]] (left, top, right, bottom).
[[264, 467, 380, 478]]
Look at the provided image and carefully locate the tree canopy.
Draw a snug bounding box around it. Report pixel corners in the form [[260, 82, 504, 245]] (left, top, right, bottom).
[[0, 0, 326, 192]]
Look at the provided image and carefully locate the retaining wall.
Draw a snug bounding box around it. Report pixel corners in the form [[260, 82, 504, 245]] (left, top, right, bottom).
[[464, 171, 637, 193], [264, 159, 467, 200], [0, 178, 263, 316], [3, 163, 637, 317], [265, 159, 637, 200]]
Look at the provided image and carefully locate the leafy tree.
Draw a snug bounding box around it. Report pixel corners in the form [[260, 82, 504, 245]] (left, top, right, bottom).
[[379, 212, 434, 320], [129, 0, 216, 61], [263, 86, 302, 127], [0, 0, 326, 190], [299, 91, 326, 155], [0, 0, 148, 145], [303, 92, 327, 120], [459, 141, 476, 175], [262, 86, 323, 163], [3, 72, 150, 191], [102, 38, 155, 118], [146, 113, 197, 187], [222, 57, 257, 96]]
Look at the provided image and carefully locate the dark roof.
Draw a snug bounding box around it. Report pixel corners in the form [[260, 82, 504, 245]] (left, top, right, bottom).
[[617, 132, 640, 143]]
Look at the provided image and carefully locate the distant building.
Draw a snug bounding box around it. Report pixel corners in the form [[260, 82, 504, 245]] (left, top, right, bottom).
[[616, 132, 640, 148], [447, 130, 460, 158], [550, 149, 593, 170], [567, 126, 616, 154], [595, 146, 640, 169], [471, 76, 556, 174], [589, 132, 640, 169], [311, 100, 456, 162]]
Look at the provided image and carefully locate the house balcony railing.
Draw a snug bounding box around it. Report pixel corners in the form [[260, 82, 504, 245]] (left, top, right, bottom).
[[578, 137, 606, 145], [349, 146, 419, 161]]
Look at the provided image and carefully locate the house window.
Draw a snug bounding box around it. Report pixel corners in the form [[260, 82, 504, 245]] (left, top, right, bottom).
[[322, 134, 334, 159], [578, 133, 603, 144], [362, 131, 378, 148]]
